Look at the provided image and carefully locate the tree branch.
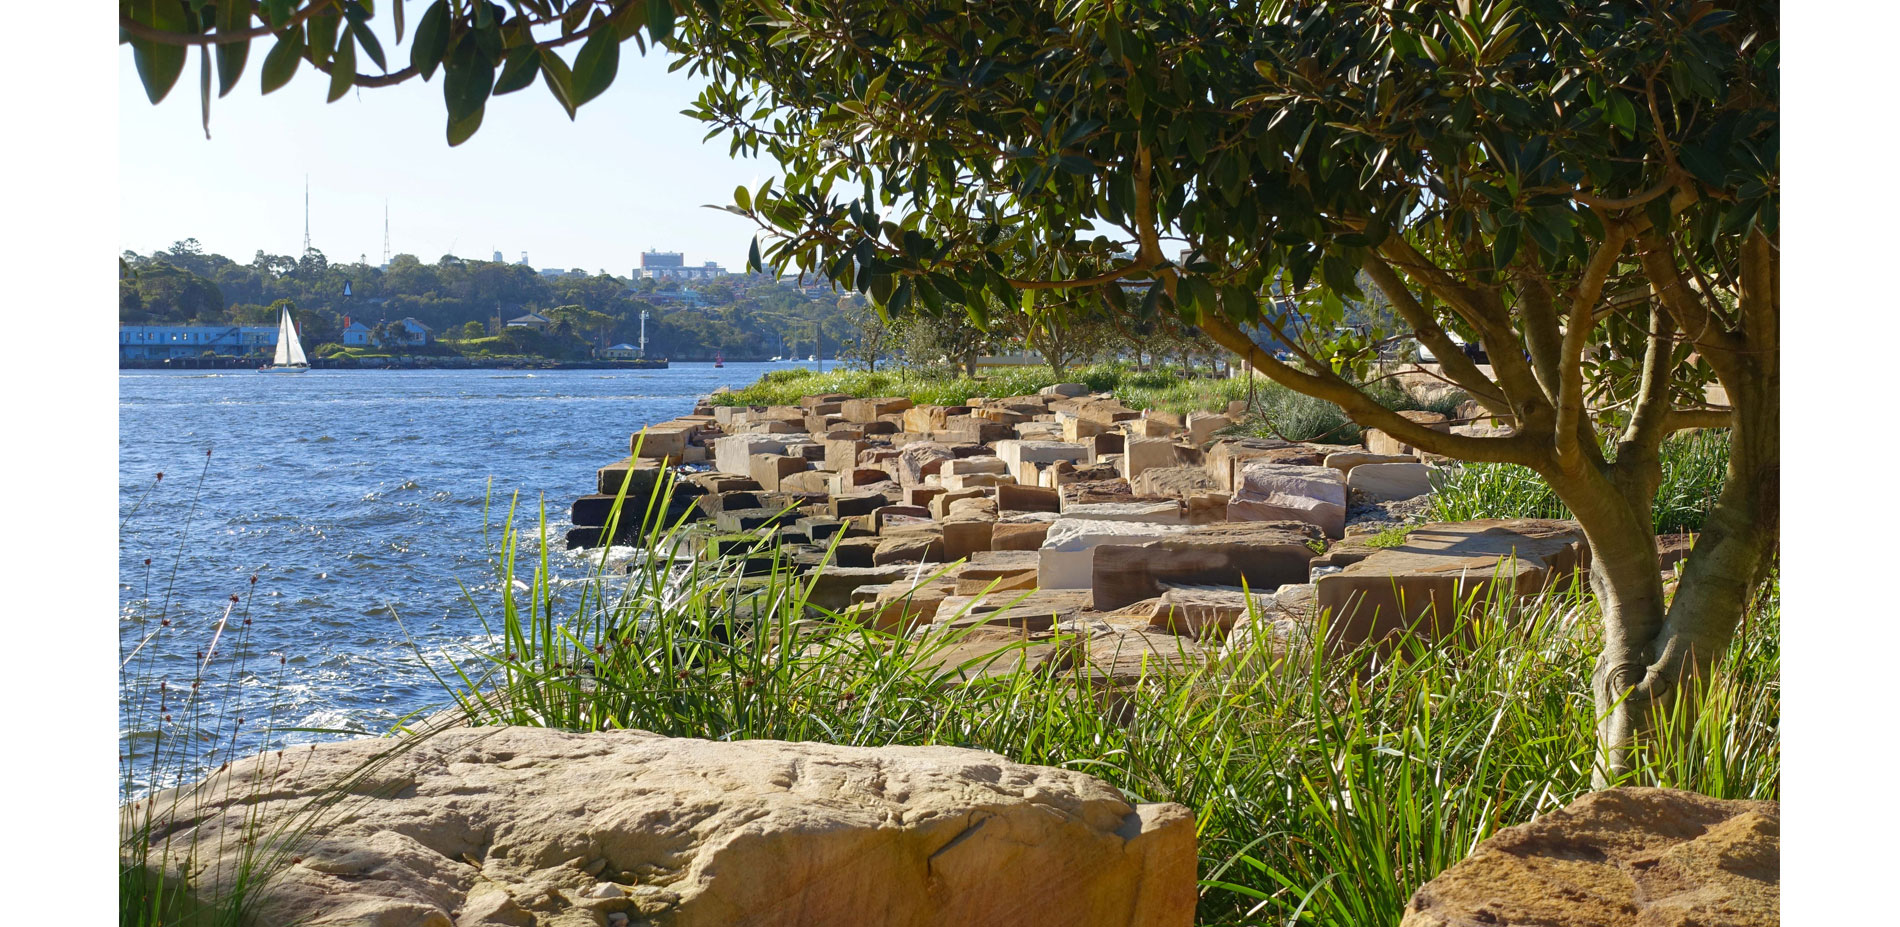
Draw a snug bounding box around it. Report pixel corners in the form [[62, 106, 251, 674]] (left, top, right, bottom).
[[1360, 254, 1508, 410], [120, 3, 324, 47], [1555, 226, 1631, 474], [1197, 313, 1541, 465]]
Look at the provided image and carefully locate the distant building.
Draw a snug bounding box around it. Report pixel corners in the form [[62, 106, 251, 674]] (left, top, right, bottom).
[[506, 311, 553, 331], [600, 343, 642, 360], [637, 250, 727, 281], [120, 325, 277, 360], [396, 318, 433, 346], [341, 320, 374, 346], [492, 250, 504, 262]]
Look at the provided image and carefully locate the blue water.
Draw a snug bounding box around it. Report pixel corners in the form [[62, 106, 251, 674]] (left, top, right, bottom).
[[118, 364, 787, 783]]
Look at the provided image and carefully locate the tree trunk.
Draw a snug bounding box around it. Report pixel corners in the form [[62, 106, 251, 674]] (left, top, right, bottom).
[[1584, 368, 1778, 785]]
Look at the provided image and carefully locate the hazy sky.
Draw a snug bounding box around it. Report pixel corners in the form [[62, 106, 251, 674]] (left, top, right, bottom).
[[119, 34, 781, 274]]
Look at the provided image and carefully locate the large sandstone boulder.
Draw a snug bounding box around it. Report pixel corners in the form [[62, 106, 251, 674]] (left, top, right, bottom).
[[1402, 787, 1778, 927], [1038, 518, 1189, 589], [1091, 521, 1321, 611], [1228, 462, 1348, 538], [131, 727, 1198, 927], [1311, 518, 1588, 651]]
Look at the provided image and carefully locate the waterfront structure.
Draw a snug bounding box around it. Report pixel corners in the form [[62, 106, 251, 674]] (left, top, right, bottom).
[[120, 325, 278, 360], [506, 311, 554, 331], [395, 318, 434, 346], [342, 320, 374, 346], [600, 343, 642, 360]]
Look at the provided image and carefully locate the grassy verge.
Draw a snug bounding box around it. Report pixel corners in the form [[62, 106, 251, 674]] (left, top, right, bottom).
[[715, 363, 1464, 443], [1431, 429, 1733, 534], [431, 487, 1779, 926]]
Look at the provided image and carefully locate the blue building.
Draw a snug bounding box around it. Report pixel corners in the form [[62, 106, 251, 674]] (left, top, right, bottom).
[[120, 325, 277, 360]]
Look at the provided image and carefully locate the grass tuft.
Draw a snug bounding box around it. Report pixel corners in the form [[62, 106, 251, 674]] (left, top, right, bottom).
[[429, 489, 1779, 927]]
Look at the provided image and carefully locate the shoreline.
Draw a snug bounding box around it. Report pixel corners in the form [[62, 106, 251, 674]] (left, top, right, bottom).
[[118, 356, 674, 371]]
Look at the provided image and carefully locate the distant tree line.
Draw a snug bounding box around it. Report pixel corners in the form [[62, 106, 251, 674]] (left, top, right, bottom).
[[117, 238, 862, 361]]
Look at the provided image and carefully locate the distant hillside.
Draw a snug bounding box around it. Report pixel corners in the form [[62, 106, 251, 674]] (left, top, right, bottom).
[[119, 239, 859, 361]]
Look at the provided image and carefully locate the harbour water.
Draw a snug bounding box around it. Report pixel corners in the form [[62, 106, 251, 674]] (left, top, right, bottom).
[[117, 364, 788, 781]]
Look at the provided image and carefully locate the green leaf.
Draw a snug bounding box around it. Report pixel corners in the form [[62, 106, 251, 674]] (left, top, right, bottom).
[[128, 0, 190, 105], [443, 40, 496, 123], [1604, 90, 1637, 132], [538, 49, 579, 119], [259, 27, 303, 95], [305, 10, 339, 66], [733, 184, 751, 213], [571, 24, 621, 106], [351, 21, 386, 72], [747, 236, 763, 273], [213, 0, 250, 97], [411, 0, 451, 81], [327, 33, 356, 102], [647, 0, 676, 43], [447, 104, 485, 147], [1491, 223, 1520, 273], [493, 44, 541, 95]]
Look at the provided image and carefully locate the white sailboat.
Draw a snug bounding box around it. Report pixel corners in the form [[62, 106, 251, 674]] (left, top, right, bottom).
[[260, 306, 310, 373]]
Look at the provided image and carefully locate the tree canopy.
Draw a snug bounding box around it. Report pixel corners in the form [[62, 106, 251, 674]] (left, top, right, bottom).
[[124, 0, 1779, 776]]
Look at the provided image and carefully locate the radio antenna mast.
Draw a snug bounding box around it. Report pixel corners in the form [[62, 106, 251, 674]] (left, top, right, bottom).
[[302, 175, 312, 255], [380, 200, 391, 266]]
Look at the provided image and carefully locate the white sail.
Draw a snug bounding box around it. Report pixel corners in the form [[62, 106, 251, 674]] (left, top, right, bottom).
[[275, 307, 308, 366]]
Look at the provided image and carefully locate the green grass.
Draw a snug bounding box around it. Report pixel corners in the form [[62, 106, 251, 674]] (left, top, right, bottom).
[[716, 362, 1466, 443], [1430, 429, 1733, 534], [1362, 524, 1416, 548], [427, 485, 1779, 927]]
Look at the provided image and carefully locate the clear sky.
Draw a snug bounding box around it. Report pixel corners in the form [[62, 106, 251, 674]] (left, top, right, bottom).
[[118, 33, 780, 274]]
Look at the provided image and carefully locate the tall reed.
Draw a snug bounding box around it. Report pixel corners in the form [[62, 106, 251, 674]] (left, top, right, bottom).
[[432, 488, 1779, 926]]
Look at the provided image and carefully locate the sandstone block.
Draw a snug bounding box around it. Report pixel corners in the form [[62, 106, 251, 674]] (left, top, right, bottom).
[[929, 488, 991, 520], [1038, 518, 1188, 590], [997, 482, 1061, 514], [713, 434, 787, 477], [1348, 462, 1434, 502], [1402, 788, 1777, 927], [1313, 518, 1588, 651], [131, 726, 1202, 927], [776, 469, 833, 495], [748, 453, 808, 491], [992, 519, 1054, 551], [1228, 462, 1347, 538], [1204, 439, 1328, 490], [1120, 436, 1182, 483], [1134, 465, 1219, 499], [943, 518, 996, 561], [1323, 450, 1418, 476], [1185, 412, 1231, 446], [897, 443, 959, 487], [875, 532, 946, 565], [1090, 522, 1320, 611], [1186, 491, 1231, 524], [1062, 501, 1183, 525], [996, 439, 1094, 482], [841, 396, 914, 423], [629, 425, 690, 459]]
